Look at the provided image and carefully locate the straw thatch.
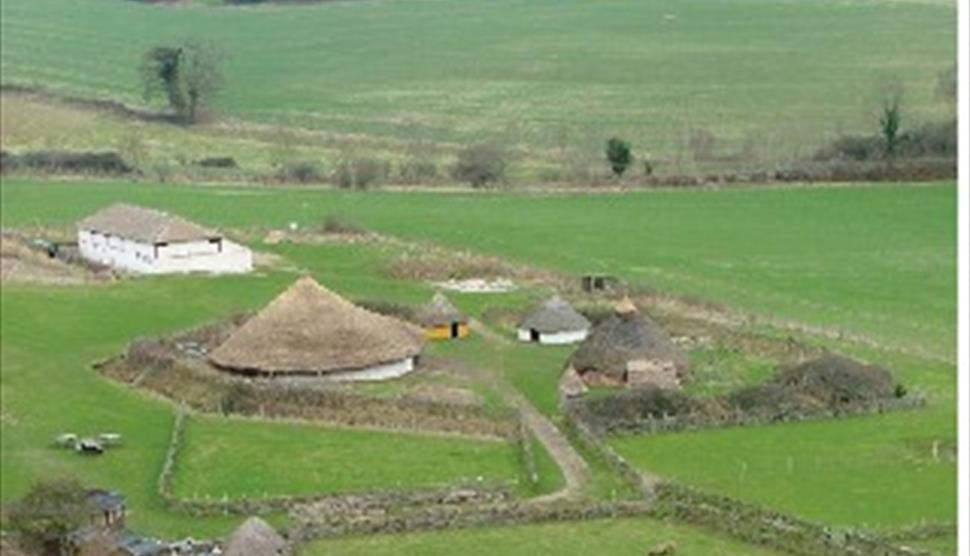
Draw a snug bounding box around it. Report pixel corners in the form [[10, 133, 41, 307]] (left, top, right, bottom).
[[78, 202, 218, 243], [570, 299, 688, 382], [210, 276, 424, 374], [224, 517, 286, 556], [415, 292, 467, 327], [559, 366, 588, 398], [518, 296, 590, 333]]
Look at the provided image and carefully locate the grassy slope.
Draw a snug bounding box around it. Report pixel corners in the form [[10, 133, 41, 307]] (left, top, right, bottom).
[[0, 180, 955, 359], [0, 0, 955, 167], [174, 415, 520, 500], [303, 516, 784, 556]]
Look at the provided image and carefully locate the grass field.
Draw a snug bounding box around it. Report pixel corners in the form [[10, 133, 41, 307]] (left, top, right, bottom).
[[173, 415, 521, 500], [1, 179, 955, 360], [0, 178, 956, 551], [303, 516, 786, 556], [0, 0, 956, 175]]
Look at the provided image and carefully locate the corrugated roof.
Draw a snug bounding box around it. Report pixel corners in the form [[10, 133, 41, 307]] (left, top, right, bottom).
[[77, 203, 218, 243]]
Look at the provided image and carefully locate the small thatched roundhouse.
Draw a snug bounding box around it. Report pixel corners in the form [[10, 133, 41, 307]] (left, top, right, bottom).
[[517, 296, 591, 345], [224, 517, 285, 556], [210, 276, 424, 380], [568, 298, 688, 389], [415, 292, 469, 340]]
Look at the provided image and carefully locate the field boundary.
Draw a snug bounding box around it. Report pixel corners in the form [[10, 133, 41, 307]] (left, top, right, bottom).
[[156, 410, 516, 518]]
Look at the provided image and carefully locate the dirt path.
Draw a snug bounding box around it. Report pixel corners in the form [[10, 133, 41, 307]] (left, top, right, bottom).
[[468, 319, 588, 500]]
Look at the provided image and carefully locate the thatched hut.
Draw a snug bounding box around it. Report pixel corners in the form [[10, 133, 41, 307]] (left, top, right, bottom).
[[224, 517, 285, 556], [210, 276, 425, 380], [568, 298, 688, 389], [517, 296, 591, 345], [415, 292, 469, 340]]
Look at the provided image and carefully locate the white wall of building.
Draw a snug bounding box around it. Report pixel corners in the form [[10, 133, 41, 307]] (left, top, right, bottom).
[[516, 328, 588, 345], [78, 229, 252, 274], [324, 357, 415, 381]]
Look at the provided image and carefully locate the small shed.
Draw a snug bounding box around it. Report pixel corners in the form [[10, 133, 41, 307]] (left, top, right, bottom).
[[85, 489, 126, 528], [223, 517, 286, 556], [415, 292, 469, 340], [517, 296, 591, 345], [568, 298, 689, 389]]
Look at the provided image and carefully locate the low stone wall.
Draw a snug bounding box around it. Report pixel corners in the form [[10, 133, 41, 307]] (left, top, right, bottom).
[[290, 498, 651, 542], [650, 482, 930, 556], [98, 353, 518, 439], [566, 395, 926, 438]]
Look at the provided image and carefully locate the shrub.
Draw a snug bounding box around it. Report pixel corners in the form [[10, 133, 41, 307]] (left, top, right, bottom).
[[195, 156, 238, 168], [398, 159, 439, 184], [451, 144, 507, 188], [0, 150, 134, 175], [320, 213, 367, 235], [334, 157, 390, 189], [605, 137, 632, 177], [280, 161, 322, 184], [7, 478, 89, 554]]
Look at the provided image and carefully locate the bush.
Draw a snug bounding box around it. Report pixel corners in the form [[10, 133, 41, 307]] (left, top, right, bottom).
[[320, 213, 367, 235], [195, 156, 238, 168], [398, 159, 439, 184], [451, 144, 506, 187], [280, 161, 322, 184], [334, 157, 390, 189], [814, 118, 955, 162], [7, 478, 89, 554], [605, 137, 632, 177], [0, 150, 134, 175]]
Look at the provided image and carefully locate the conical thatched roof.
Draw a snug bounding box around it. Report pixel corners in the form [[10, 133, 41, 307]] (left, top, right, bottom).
[[415, 292, 466, 327], [569, 300, 687, 379], [210, 277, 424, 374], [518, 296, 590, 333], [224, 517, 285, 556]]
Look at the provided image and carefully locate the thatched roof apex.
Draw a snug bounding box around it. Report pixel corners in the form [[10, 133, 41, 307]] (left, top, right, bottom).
[[210, 276, 424, 374], [570, 310, 688, 378], [224, 517, 285, 556], [78, 202, 218, 243], [415, 292, 466, 326], [614, 296, 638, 317], [519, 296, 590, 333]]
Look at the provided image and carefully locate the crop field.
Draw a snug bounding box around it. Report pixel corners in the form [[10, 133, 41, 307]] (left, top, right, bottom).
[[0, 0, 956, 175], [173, 415, 521, 500]]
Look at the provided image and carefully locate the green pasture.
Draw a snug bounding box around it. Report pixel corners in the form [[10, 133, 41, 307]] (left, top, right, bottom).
[[1, 179, 955, 360], [0, 178, 956, 549], [302, 516, 785, 556], [172, 415, 521, 500], [0, 0, 956, 174]]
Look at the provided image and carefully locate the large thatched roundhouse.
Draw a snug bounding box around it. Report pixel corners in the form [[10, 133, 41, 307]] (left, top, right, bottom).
[[517, 296, 591, 345], [224, 516, 286, 556], [567, 298, 688, 390], [210, 276, 425, 380], [415, 292, 469, 340]]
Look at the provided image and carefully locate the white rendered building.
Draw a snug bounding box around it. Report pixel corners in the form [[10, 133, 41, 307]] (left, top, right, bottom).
[[77, 203, 252, 274]]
